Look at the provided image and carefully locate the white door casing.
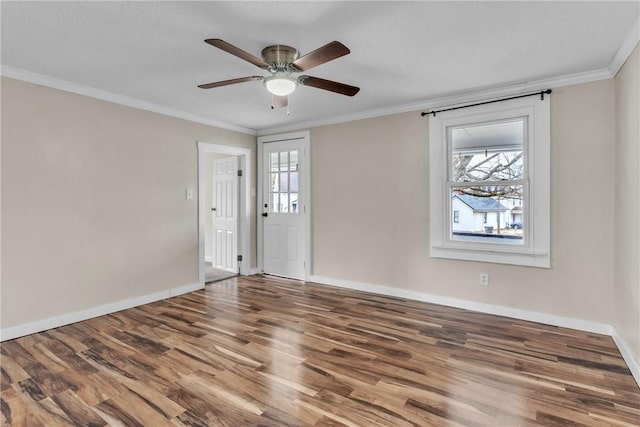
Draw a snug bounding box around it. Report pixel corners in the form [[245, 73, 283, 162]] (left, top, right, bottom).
[[197, 141, 251, 285], [212, 156, 238, 272], [258, 132, 310, 281]]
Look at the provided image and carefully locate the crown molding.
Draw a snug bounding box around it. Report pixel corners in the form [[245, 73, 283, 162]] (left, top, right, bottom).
[[256, 67, 612, 136], [0, 65, 257, 136], [4, 17, 635, 139], [257, 16, 637, 135], [609, 16, 640, 77]]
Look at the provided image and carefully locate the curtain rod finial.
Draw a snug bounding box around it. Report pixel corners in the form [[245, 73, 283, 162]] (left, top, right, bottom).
[[540, 88, 552, 100]]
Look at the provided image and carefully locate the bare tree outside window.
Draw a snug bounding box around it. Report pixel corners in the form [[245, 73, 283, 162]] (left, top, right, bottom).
[[429, 95, 550, 267], [448, 118, 526, 241], [451, 150, 523, 199]]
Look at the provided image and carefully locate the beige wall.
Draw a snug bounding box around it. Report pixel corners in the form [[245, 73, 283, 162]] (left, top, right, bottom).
[[614, 44, 640, 364], [1, 77, 256, 328], [310, 79, 616, 324], [2, 68, 634, 345]]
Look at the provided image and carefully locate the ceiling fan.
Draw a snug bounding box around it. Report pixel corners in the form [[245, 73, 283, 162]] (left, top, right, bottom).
[[198, 39, 360, 109]]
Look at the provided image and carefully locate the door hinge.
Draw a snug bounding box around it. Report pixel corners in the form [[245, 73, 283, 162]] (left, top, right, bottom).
[[237, 169, 243, 177], [237, 255, 243, 262]]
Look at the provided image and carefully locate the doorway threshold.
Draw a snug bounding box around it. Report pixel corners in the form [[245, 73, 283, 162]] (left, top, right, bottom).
[[205, 263, 238, 284]]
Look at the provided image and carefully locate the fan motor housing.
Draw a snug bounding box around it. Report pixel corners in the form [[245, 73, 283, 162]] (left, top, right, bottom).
[[261, 45, 299, 67]]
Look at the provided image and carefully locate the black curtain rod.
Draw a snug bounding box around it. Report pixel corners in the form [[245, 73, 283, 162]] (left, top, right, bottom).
[[420, 89, 552, 117]]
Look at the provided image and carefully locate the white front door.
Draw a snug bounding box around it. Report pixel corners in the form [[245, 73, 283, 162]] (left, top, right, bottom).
[[261, 139, 307, 280], [212, 156, 238, 273]]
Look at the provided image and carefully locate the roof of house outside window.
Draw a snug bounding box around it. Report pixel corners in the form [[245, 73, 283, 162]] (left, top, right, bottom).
[[454, 194, 508, 212]]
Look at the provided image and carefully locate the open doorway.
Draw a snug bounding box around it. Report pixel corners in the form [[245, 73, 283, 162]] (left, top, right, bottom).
[[198, 142, 251, 285]]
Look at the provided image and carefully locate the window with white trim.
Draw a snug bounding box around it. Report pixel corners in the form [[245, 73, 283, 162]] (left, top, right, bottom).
[[429, 96, 550, 268]]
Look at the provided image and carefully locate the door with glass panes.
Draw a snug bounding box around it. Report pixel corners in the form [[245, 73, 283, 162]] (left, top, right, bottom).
[[262, 139, 306, 279]]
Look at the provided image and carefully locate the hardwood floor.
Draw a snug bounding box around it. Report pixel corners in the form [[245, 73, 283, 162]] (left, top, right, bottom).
[[1, 275, 639, 426]]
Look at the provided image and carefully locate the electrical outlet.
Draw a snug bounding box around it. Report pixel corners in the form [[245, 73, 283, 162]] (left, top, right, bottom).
[[480, 273, 489, 286]]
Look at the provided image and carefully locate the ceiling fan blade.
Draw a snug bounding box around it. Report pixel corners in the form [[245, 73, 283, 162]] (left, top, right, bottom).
[[271, 95, 288, 109], [205, 39, 269, 69], [299, 76, 360, 96], [292, 41, 350, 71], [198, 76, 263, 89]]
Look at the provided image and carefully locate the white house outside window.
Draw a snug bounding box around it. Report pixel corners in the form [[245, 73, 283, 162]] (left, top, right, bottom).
[[429, 95, 550, 268], [450, 118, 525, 244]]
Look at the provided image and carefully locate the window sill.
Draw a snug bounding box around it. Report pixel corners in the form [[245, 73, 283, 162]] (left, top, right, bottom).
[[431, 245, 550, 268]]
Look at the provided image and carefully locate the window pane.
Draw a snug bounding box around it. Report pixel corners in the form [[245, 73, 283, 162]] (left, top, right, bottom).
[[450, 119, 525, 182], [279, 172, 289, 192], [270, 173, 279, 192], [270, 193, 279, 213], [270, 152, 279, 172], [450, 186, 524, 245], [280, 193, 289, 213], [289, 193, 298, 213], [280, 152, 289, 172], [289, 151, 299, 171], [267, 150, 300, 215], [290, 171, 298, 192]]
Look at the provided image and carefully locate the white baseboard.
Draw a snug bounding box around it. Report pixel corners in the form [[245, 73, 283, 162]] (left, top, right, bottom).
[[3, 272, 638, 389], [309, 274, 640, 388], [309, 275, 611, 335], [205, 256, 214, 263], [0, 282, 203, 342], [249, 268, 262, 275], [612, 328, 640, 386], [169, 282, 204, 297]]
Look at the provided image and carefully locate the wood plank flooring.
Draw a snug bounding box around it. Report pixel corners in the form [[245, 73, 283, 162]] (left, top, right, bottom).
[[1, 274, 639, 426]]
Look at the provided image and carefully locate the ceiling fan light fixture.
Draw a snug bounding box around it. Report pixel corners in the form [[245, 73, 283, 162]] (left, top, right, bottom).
[[199, 40, 360, 99], [264, 76, 297, 96]]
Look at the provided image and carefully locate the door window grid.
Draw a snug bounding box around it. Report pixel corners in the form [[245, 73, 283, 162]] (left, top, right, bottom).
[[269, 150, 299, 213]]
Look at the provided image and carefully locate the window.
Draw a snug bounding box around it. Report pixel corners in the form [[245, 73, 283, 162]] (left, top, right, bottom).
[[429, 95, 550, 268], [269, 150, 299, 213], [450, 118, 524, 243]]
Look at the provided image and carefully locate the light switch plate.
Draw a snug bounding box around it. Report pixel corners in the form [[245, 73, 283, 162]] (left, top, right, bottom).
[[480, 273, 489, 286], [185, 189, 193, 200]]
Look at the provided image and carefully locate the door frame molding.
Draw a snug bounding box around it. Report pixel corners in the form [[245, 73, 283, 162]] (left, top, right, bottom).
[[257, 131, 311, 280], [197, 142, 251, 284]]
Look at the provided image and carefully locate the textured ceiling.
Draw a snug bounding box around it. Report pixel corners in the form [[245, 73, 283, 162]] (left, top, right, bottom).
[[1, 1, 638, 133]]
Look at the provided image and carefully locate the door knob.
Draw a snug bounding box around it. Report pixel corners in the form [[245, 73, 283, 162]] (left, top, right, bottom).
[[262, 212, 268, 217], [211, 207, 216, 211]]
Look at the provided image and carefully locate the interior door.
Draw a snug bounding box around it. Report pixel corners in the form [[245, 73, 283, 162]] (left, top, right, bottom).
[[212, 156, 238, 273], [262, 140, 306, 280]]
